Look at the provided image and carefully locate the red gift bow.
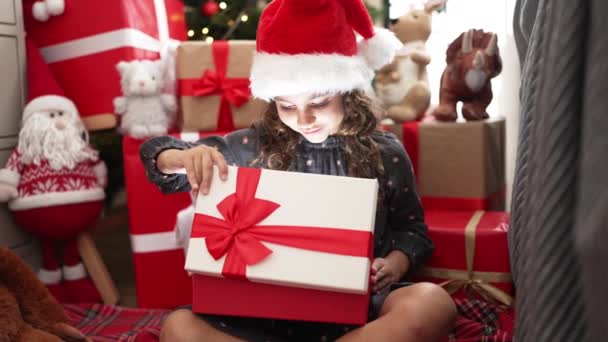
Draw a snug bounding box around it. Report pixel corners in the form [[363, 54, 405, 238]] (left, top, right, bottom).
[[181, 40, 251, 131], [191, 168, 373, 280]]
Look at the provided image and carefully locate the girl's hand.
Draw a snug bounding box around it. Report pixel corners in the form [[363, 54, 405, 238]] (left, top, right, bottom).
[[370, 251, 410, 293], [157, 145, 228, 194]]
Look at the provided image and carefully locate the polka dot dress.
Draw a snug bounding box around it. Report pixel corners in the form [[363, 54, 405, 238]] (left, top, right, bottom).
[[140, 128, 433, 341]]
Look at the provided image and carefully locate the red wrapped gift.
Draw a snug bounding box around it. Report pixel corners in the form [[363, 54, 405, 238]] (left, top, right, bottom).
[[186, 167, 378, 324], [23, 0, 186, 131], [414, 211, 513, 307], [382, 118, 506, 211], [123, 131, 226, 308]]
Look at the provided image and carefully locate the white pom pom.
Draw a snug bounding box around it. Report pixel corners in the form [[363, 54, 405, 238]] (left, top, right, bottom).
[[45, 0, 65, 16], [358, 28, 403, 70], [32, 2, 49, 22]]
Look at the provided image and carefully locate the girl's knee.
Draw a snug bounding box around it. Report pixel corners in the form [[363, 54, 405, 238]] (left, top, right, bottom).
[[409, 283, 457, 323], [160, 309, 207, 342], [385, 283, 457, 339]]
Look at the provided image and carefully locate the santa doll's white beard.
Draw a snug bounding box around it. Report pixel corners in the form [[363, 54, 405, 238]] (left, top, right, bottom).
[[18, 115, 97, 170]]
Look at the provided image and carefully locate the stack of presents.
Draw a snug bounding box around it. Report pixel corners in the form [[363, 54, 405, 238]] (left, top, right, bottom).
[[24, 0, 513, 325]]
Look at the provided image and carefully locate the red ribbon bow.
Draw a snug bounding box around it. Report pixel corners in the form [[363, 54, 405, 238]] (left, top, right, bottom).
[[181, 41, 251, 131], [191, 168, 373, 280]]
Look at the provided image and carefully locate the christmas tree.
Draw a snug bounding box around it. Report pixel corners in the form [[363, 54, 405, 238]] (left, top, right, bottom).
[[182, 0, 385, 41]]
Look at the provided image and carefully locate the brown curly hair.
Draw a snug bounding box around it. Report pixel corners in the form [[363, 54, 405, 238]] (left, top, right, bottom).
[[250, 90, 385, 183]]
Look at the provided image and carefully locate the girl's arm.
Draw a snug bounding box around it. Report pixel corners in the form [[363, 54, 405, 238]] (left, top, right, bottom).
[[139, 135, 196, 194], [139, 130, 258, 194], [380, 133, 434, 277]]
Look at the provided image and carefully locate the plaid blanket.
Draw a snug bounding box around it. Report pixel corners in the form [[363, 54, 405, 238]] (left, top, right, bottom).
[[64, 299, 514, 342]]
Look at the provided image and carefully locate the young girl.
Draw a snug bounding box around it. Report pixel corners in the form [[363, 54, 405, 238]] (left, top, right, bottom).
[[140, 1, 456, 340]]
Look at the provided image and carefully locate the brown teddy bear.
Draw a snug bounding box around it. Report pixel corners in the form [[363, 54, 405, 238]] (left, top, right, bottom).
[[0, 247, 90, 341], [374, 0, 446, 123], [432, 29, 502, 121]]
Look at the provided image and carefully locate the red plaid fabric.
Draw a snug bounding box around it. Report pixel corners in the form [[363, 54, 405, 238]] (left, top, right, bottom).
[[64, 304, 169, 342], [449, 299, 514, 342], [64, 299, 514, 341]]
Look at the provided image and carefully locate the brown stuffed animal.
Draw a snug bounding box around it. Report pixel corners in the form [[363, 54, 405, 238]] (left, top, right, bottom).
[[432, 29, 502, 121], [374, 0, 446, 123], [0, 247, 90, 342]]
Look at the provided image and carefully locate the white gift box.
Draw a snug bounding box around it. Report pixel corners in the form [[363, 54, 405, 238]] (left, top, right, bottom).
[[185, 166, 378, 294]]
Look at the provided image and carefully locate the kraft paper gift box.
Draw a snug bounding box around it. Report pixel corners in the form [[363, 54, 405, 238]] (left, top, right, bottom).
[[382, 118, 505, 211], [176, 40, 267, 131]]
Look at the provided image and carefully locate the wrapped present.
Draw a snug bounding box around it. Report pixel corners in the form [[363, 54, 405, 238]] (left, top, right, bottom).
[[383, 118, 505, 211], [177, 40, 267, 131], [414, 211, 513, 307], [23, 0, 186, 131], [186, 167, 378, 324], [123, 131, 226, 308]]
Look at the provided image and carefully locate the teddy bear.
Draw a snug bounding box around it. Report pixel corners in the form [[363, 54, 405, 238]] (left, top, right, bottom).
[[114, 59, 177, 139], [0, 247, 90, 341], [432, 29, 502, 121], [374, 0, 446, 123]]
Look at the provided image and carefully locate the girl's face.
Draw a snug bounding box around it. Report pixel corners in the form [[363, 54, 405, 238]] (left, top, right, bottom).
[[274, 93, 345, 143]]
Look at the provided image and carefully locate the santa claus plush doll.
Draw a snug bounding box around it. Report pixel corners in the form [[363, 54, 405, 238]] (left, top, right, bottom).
[[0, 37, 105, 303]]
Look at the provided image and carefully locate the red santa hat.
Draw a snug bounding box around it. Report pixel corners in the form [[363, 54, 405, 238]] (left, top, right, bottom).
[[249, 0, 402, 101], [23, 36, 78, 122]]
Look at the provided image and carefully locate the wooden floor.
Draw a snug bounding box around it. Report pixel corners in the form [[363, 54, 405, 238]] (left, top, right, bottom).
[[90, 204, 138, 308]]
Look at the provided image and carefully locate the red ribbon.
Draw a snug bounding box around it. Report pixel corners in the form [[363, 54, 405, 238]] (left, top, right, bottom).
[[422, 185, 507, 211], [179, 41, 251, 131], [402, 122, 420, 179], [191, 168, 373, 280]]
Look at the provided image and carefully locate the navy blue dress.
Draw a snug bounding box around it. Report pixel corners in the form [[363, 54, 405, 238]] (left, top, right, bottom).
[[140, 128, 433, 341]]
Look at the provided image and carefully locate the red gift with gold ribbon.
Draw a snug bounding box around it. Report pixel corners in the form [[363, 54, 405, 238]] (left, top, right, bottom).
[[185, 167, 378, 324], [382, 118, 506, 211], [414, 210, 513, 307], [177, 41, 267, 131]]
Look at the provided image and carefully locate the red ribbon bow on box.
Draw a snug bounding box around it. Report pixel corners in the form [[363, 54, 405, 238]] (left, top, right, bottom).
[[191, 168, 373, 280], [181, 41, 251, 131]]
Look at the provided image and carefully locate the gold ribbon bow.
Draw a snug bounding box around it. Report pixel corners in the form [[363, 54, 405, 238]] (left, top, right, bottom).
[[418, 211, 514, 307]]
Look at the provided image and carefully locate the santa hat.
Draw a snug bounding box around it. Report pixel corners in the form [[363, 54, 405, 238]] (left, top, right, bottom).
[[32, 0, 65, 22], [249, 0, 402, 101], [23, 36, 78, 122]]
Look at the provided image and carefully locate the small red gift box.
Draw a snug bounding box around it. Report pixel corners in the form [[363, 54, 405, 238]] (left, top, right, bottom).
[[414, 210, 513, 307], [123, 131, 225, 308], [23, 0, 186, 131]]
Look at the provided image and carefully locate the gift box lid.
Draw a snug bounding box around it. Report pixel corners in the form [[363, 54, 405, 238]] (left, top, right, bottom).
[[185, 166, 378, 295]]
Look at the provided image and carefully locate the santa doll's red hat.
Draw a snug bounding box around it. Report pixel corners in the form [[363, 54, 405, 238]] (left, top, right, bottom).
[[23, 36, 78, 122], [249, 0, 402, 101]]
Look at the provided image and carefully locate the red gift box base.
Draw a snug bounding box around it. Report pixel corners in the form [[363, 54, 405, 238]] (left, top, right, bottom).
[[133, 250, 192, 309], [192, 274, 370, 325]]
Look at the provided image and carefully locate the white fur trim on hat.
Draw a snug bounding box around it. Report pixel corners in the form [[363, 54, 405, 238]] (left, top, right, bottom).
[[63, 263, 87, 281], [38, 268, 62, 284], [0, 168, 20, 187], [9, 188, 105, 211], [358, 28, 403, 70], [23, 95, 78, 122], [32, 1, 50, 21], [250, 53, 375, 101], [45, 0, 65, 16]]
